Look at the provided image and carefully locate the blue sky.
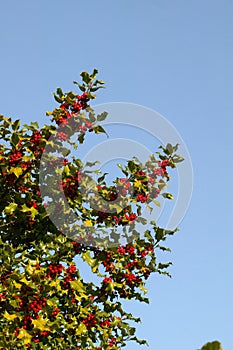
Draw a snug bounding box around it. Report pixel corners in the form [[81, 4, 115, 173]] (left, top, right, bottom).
[[0, 1, 232, 349]]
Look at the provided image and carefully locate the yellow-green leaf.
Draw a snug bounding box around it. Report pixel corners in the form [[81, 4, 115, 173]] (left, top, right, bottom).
[[4, 203, 18, 214], [20, 277, 30, 285], [83, 220, 93, 227], [134, 180, 142, 188], [10, 167, 23, 177], [49, 280, 61, 291], [30, 207, 38, 219], [32, 318, 50, 331], [3, 311, 18, 321], [70, 280, 86, 293], [21, 204, 38, 219], [13, 280, 22, 290], [17, 328, 32, 344], [75, 322, 87, 336], [82, 251, 95, 267]]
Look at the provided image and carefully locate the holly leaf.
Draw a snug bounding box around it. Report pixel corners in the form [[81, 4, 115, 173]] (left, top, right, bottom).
[[83, 220, 93, 227], [17, 328, 33, 344], [200, 341, 222, 350], [11, 133, 20, 146], [4, 202, 18, 214], [97, 112, 108, 121], [162, 192, 174, 200], [3, 311, 18, 321], [10, 167, 23, 177], [82, 251, 95, 267], [76, 322, 87, 336], [70, 280, 86, 293], [32, 318, 50, 331]]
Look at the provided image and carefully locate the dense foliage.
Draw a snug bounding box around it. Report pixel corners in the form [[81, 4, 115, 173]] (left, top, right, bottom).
[[0, 70, 221, 349]]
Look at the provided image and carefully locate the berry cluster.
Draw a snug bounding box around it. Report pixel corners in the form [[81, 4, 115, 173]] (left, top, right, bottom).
[[100, 319, 111, 327], [108, 337, 117, 348], [102, 277, 112, 284], [113, 211, 137, 226], [124, 272, 141, 285], [137, 193, 149, 203], [56, 92, 90, 126], [22, 314, 33, 330], [9, 149, 23, 166], [66, 265, 76, 274], [0, 71, 180, 349], [82, 313, 97, 328], [30, 130, 42, 147], [28, 296, 47, 313], [52, 307, 60, 317], [60, 171, 83, 200], [14, 295, 23, 311], [57, 131, 68, 141], [96, 242, 155, 298], [63, 264, 77, 289], [46, 263, 64, 279], [117, 177, 131, 195]]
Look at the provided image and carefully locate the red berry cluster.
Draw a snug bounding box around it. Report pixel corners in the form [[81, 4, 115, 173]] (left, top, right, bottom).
[[99, 242, 155, 295], [28, 296, 46, 313], [27, 130, 45, 158], [20, 159, 33, 170], [13, 327, 20, 337], [117, 177, 131, 195], [82, 313, 97, 328], [124, 259, 139, 270], [30, 130, 42, 146], [102, 277, 112, 284], [137, 193, 148, 203], [14, 295, 23, 310], [9, 149, 23, 166], [89, 161, 170, 227], [102, 252, 113, 269], [16, 185, 29, 193], [113, 211, 137, 226], [28, 201, 37, 209], [152, 160, 170, 177], [60, 171, 82, 200], [56, 92, 90, 126], [108, 337, 117, 348], [76, 119, 93, 133], [159, 159, 170, 167], [40, 330, 50, 337], [57, 131, 68, 141], [100, 319, 111, 327], [63, 264, 77, 289], [143, 267, 151, 279], [46, 263, 64, 279], [124, 212, 137, 222], [22, 315, 32, 330], [66, 265, 76, 274], [124, 272, 141, 285], [72, 92, 89, 112], [151, 187, 161, 198], [52, 307, 60, 317], [24, 328, 50, 347]]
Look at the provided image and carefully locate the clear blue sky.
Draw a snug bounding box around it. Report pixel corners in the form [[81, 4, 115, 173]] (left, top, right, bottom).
[[0, 1, 232, 349]]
